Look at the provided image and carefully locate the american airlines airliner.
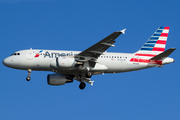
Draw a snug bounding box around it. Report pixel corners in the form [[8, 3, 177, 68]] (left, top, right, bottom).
[[3, 27, 176, 90]]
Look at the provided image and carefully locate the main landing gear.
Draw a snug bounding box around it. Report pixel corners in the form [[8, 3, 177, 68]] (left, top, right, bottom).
[[86, 71, 92, 78], [79, 82, 86, 90], [78, 71, 93, 90], [26, 69, 31, 81]]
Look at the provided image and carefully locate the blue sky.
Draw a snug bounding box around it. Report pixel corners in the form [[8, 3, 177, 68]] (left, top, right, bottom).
[[0, 0, 180, 120]]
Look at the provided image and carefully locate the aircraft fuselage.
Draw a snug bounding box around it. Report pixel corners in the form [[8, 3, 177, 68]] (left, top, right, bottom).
[[3, 49, 174, 75]]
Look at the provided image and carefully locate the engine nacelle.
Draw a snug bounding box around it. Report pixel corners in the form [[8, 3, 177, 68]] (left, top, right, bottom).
[[47, 74, 73, 86], [56, 57, 76, 68]]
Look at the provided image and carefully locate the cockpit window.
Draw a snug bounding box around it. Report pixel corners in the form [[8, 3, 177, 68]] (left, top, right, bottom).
[[11, 53, 20, 56]]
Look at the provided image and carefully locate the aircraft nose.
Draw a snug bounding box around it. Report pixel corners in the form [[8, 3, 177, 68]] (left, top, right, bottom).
[[3, 57, 11, 67], [3, 56, 20, 69]]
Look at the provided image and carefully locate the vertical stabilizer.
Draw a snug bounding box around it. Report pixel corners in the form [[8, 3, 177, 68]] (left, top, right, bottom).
[[136, 26, 170, 57]]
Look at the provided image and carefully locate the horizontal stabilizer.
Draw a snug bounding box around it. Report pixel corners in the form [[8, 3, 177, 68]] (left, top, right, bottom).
[[150, 48, 176, 60]]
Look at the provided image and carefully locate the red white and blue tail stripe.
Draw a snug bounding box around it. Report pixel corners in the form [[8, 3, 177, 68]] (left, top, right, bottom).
[[137, 26, 169, 55], [130, 26, 170, 64]]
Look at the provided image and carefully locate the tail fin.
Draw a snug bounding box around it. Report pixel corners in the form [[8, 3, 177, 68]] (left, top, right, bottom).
[[136, 26, 170, 57]]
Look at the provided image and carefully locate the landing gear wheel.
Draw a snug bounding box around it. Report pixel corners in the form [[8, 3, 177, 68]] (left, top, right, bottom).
[[26, 69, 32, 81], [86, 72, 92, 78], [79, 82, 86, 90], [26, 76, 31, 81]]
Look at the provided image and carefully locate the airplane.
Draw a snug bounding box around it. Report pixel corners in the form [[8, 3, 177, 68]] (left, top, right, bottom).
[[3, 26, 176, 90]]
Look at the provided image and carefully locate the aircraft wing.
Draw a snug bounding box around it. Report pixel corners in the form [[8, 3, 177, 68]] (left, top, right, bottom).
[[75, 29, 126, 67]]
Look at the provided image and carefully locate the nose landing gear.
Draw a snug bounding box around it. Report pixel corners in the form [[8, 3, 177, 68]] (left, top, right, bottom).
[[26, 69, 31, 81]]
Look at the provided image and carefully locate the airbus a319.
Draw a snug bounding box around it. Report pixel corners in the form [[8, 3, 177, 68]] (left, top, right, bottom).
[[3, 27, 176, 90]]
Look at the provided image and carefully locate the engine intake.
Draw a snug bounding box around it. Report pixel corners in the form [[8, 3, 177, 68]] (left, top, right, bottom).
[[47, 74, 73, 86]]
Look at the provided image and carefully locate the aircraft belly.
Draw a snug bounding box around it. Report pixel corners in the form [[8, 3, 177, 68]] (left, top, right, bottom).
[[99, 60, 126, 72], [100, 60, 150, 73]]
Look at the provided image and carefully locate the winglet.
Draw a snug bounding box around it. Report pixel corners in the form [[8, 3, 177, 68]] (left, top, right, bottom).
[[120, 29, 126, 34]]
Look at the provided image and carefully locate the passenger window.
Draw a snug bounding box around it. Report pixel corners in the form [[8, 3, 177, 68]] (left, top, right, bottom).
[[112, 56, 113, 58], [109, 56, 111, 58], [17, 53, 20, 55], [115, 56, 116, 58], [107, 56, 108, 58], [117, 56, 119, 58]]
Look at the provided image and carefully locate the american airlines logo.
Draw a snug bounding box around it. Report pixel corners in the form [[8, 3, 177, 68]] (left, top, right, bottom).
[[33, 50, 78, 58], [43, 51, 77, 58], [34, 50, 43, 57]]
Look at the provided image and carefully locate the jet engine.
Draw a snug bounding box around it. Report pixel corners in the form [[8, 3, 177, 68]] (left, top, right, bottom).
[[56, 57, 76, 68], [47, 74, 73, 86]]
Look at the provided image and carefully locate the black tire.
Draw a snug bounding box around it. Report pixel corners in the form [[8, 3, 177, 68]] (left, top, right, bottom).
[[79, 82, 86, 90], [26, 76, 31, 81], [86, 72, 92, 78]]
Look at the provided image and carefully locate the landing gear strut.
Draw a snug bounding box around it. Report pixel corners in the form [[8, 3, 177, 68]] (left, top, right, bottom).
[[79, 82, 86, 90], [26, 69, 31, 81]]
